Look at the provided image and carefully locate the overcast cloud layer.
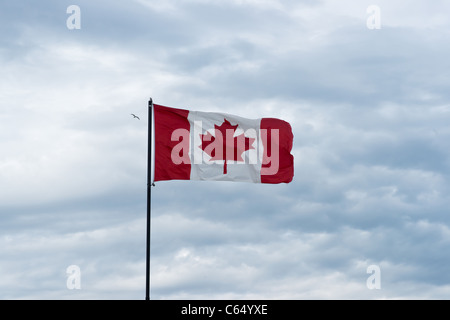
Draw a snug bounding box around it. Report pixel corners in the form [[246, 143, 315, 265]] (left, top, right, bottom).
[[1, 0, 450, 299]]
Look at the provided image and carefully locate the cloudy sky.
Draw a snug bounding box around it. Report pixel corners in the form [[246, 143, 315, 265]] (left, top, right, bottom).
[[1, 0, 450, 299]]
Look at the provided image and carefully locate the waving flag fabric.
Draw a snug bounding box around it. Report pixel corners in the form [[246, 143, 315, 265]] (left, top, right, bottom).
[[153, 104, 294, 184]]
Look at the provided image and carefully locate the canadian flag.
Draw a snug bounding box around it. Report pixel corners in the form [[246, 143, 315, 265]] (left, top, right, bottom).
[[152, 104, 294, 184]]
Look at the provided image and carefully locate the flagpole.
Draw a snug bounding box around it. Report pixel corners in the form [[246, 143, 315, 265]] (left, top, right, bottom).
[[146, 98, 153, 300]]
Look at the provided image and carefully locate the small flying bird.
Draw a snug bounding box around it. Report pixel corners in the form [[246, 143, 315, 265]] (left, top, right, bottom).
[[131, 113, 140, 120]]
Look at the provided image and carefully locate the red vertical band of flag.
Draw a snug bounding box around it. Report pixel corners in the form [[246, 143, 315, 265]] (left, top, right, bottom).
[[260, 118, 294, 184], [154, 104, 191, 182]]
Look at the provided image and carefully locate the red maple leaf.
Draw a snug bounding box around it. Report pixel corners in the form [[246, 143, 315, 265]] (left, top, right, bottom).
[[199, 119, 255, 175]]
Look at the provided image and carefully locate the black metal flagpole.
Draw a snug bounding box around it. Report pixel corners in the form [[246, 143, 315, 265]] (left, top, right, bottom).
[[146, 98, 153, 300]]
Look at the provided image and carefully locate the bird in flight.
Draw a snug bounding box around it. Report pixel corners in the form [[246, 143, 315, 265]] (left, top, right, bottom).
[[131, 113, 140, 120]]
